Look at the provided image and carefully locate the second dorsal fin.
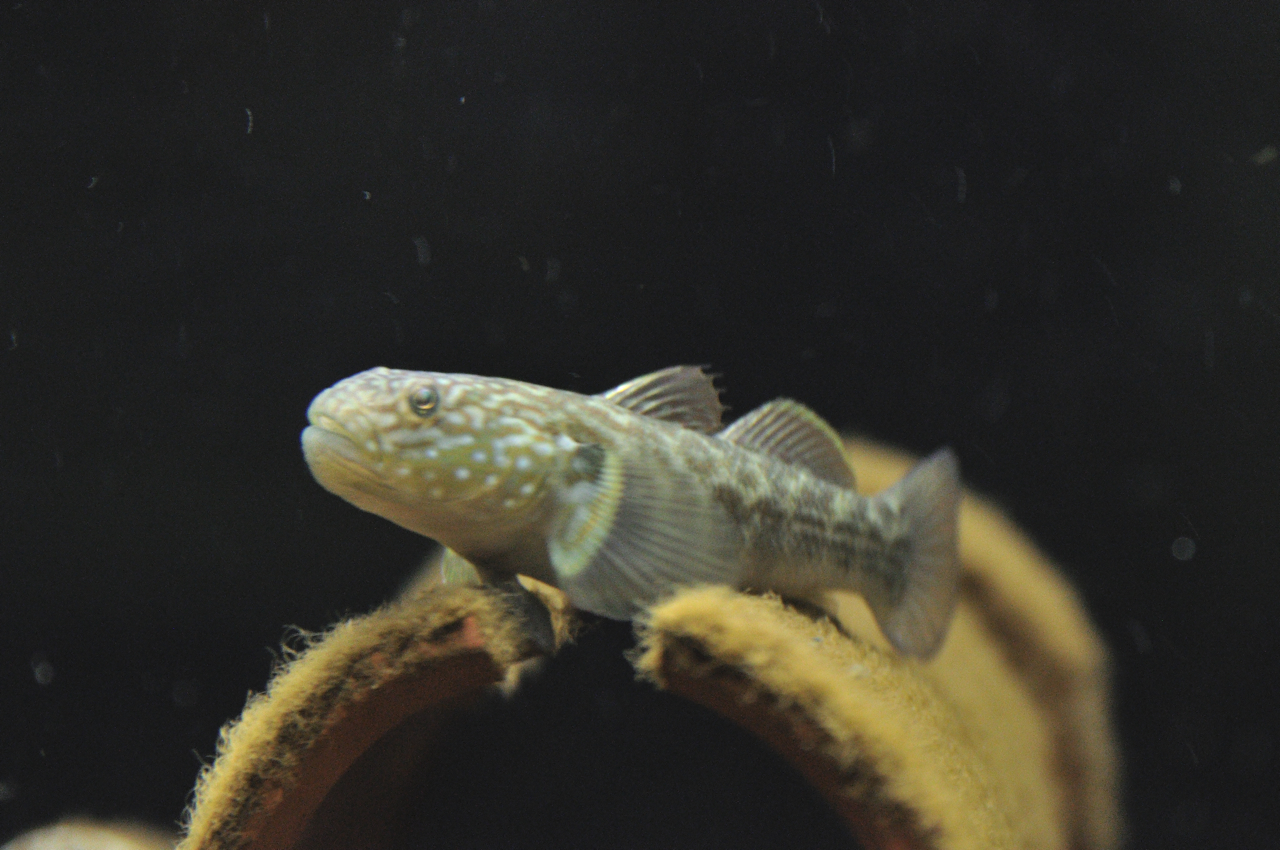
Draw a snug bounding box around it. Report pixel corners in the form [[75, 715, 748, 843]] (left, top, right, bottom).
[[717, 399, 856, 488], [598, 366, 725, 433]]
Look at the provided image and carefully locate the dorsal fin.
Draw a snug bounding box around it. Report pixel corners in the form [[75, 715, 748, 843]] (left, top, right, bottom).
[[598, 366, 725, 433], [717, 399, 856, 488]]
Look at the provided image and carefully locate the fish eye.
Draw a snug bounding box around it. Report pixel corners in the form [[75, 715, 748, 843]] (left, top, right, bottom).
[[408, 385, 439, 417]]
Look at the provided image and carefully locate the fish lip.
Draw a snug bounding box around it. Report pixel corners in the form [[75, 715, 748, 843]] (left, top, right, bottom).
[[301, 423, 469, 505], [301, 423, 367, 464], [301, 425, 383, 487], [306, 410, 360, 440], [302, 425, 408, 501]]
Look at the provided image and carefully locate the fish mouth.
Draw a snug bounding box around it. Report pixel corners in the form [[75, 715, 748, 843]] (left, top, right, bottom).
[[301, 423, 467, 508], [301, 424, 402, 501]]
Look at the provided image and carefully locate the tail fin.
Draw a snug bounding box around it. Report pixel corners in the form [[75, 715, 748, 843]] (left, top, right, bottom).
[[867, 448, 962, 659]]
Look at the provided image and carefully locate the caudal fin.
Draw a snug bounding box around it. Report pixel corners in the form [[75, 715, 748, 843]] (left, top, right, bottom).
[[868, 448, 962, 659]]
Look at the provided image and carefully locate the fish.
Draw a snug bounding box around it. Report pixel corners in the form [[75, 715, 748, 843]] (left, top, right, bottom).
[[301, 365, 962, 658]]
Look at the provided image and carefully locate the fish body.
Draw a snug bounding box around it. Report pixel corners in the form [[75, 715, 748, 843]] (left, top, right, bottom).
[[302, 366, 962, 657]]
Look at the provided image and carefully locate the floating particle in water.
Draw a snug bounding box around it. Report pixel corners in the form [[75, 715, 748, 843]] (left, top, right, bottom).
[[1171, 536, 1196, 561], [30, 653, 55, 686], [1167, 176, 1182, 195], [172, 678, 201, 708], [1127, 620, 1152, 654], [413, 236, 431, 266], [1250, 145, 1277, 166]]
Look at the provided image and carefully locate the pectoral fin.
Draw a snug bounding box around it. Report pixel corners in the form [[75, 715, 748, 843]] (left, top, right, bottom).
[[548, 446, 743, 619]]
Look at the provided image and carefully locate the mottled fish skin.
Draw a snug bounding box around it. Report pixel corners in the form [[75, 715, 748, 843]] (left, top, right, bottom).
[[302, 366, 963, 658]]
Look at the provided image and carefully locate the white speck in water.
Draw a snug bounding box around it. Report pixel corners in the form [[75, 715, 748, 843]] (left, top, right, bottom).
[[7, 329, 16, 350], [30, 654, 55, 686], [171, 678, 200, 708], [1127, 619, 1152, 654], [86, 176, 99, 189], [1167, 176, 1182, 194], [471, 449, 487, 463], [454, 467, 471, 480], [514, 455, 532, 471], [459, 96, 466, 104], [362, 191, 372, 200], [484, 474, 499, 487], [245, 108, 253, 134], [519, 482, 535, 496], [396, 467, 411, 478], [430, 486, 444, 499], [413, 236, 431, 265], [1250, 145, 1277, 166], [1171, 536, 1196, 561]]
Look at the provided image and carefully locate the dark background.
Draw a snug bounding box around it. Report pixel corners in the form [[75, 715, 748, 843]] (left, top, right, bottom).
[[3, 0, 1278, 846]]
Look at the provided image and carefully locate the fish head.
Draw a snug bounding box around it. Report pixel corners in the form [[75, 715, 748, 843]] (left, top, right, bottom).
[[301, 367, 565, 543]]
